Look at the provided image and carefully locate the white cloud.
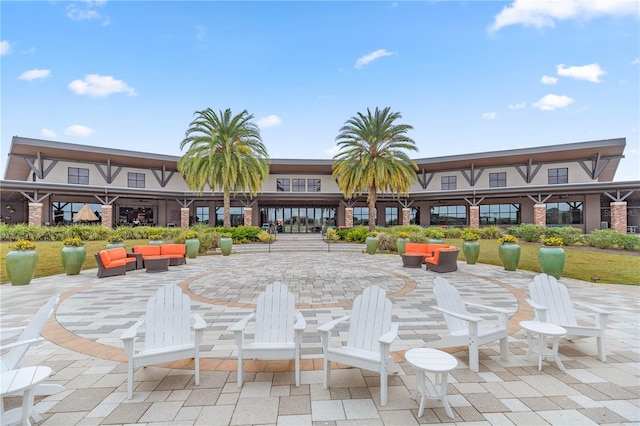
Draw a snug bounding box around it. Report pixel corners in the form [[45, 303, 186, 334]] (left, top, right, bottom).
[[489, 0, 639, 32], [256, 114, 282, 128], [19, 69, 51, 81], [557, 63, 606, 82], [41, 129, 57, 138], [68, 74, 137, 97], [541, 75, 558, 85], [508, 102, 527, 110], [632, 58, 640, 65], [65, 125, 95, 137], [355, 49, 394, 69], [0, 40, 11, 55], [325, 145, 340, 157], [533, 94, 574, 111], [482, 112, 497, 120], [66, 1, 110, 26]]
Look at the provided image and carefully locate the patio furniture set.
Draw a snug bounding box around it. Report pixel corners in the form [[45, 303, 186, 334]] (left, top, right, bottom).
[[95, 244, 187, 277], [401, 242, 460, 273]]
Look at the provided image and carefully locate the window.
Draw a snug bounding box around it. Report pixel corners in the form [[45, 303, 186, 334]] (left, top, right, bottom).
[[479, 204, 520, 225], [68, 167, 89, 185], [307, 179, 321, 192], [277, 178, 290, 192], [385, 207, 398, 226], [441, 176, 456, 190], [128, 172, 145, 188], [548, 168, 568, 184], [546, 202, 583, 225], [292, 179, 306, 192], [489, 172, 506, 188], [52, 202, 101, 225], [430, 205, 466, 226], [410, 207, 419, 225], [353, 207, 375, 227], [215, 206, 244, 227], [195, 206, 209, 224]]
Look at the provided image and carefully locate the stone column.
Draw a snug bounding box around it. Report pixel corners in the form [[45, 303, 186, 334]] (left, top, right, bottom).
[[244, 207, 253, 226], [180, 208, 190, 228], [28, 202, 43, 227], [344, 207, 353, 228], [610, 201, 627, 233], [101, 205, 113, 229], [402, 208, 410, 225], [469, 206, 479, 228], [533, 204, 546, 228]]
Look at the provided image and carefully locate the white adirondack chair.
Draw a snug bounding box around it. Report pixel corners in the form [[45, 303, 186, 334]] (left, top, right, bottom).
[[120, 284, 206, 399], [318, 285, 399, 406], [426, 277, 512, 372], [0, 294, 63, 423], [527, 273, 610, 362], [230, 282, 306, 387]]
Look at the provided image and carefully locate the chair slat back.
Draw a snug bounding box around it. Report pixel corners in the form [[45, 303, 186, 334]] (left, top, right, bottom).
[[529, 274, 577, 326], [145, 285, 192, 350], [347, 285, 393, 353], [2, 294, 59, 373], [433, 277, 470, 334], [255, 282, 295, 343]]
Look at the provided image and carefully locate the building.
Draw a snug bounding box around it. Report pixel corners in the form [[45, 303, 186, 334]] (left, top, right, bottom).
[[1, 136, 638, 234]]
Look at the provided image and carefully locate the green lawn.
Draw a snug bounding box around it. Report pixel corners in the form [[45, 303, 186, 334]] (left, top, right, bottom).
[[1, 239, 638, 285]]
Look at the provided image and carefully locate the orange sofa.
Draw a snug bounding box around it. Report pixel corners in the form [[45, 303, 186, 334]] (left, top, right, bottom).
[[424, 247, 459, 273], [95, 247, 139, 278], [404, 243, 451, 260], [132, 244, 186, 266]]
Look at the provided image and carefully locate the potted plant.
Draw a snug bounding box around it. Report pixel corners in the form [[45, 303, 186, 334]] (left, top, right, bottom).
[[366, 231, 379, 255], [184, 230, 200, 259], [497, 234, 520, 271], [538, 237, 565, 279], [219, 232, 233, 256], [428, 228, 445, 243], [461, 232, 480, 265], [396, 231, 410, 256], [61, 237, 87, 276], [6, 239, 39, 285], [148, 231, 164, 245], [106, 233, 125, 249]]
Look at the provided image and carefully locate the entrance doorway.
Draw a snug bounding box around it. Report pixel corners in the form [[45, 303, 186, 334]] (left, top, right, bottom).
[[260, 207, 337, 233]]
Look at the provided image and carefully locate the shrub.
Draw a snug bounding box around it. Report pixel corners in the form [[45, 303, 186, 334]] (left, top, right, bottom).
[[541, 237, 563, 246], [343, 226, 369, 243], [582, 229, 640, 251], [443, 227, 463, 239], [326, 228, 340, 242], [148, 231, 164, 240], [426, 227, 445, 240], [512, 223, 544, 242], [107, 233, 124, 243], [257, 230, 275, 243], [376, 232, 395, 251], [497, 235, 518, 244], [397, 231, 410, 239], [11, 239, 36, 250], [62, 237, 83, 246], [183, 230, 199, 240], [543, 226, 582, 246], [461, 231, 479, 241], [479, 226, 503, 239]]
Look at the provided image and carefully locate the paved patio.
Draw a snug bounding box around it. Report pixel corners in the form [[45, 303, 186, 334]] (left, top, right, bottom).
[[1, 241, 639, 425]]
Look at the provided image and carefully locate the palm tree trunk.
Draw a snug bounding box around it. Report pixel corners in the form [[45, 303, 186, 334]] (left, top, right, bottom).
[[368, 186, 377, 231], [224, 190, 231, 228]]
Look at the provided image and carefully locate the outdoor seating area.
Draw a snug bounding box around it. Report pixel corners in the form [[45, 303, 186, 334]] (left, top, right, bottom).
[[0, 249, 638, 425]]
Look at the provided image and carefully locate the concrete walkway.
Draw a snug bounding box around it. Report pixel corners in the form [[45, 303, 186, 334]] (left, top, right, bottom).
[[1, 241, 639, 425]]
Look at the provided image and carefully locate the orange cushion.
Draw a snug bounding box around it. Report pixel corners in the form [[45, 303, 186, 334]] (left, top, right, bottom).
[[98, 250, 111, 266], [160, 244, 186, 256], [133, 245, 161, 257], [107, 247, 127, 261]]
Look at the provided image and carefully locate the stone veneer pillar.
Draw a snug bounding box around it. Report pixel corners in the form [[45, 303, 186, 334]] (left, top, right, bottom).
[[610, 201, 628, 234], [101, 205, 113, 229], [244, 207, 252, 226], [28, 202, 43, 227], [402, 208, 410, 226], [344, 207, 353, 228], [469, 206, 479, 228], [533, 204, 546, 228], [180, 208, 190, 228]]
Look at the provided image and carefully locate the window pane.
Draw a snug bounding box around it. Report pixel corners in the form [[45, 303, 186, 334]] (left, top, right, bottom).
[[548, 168, 568, 184], [68, 167, 89, 184], [489, 172, 506, 188], [277, 179, 290, 192], [307, 179, 321, 192], [441, 176, 456, 190], [128, 172, 145, 188], [292, 179, 305, 192]]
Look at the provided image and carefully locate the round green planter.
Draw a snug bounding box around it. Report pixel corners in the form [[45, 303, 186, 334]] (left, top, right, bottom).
[[396, 237, 410, 255], [61, 246, 87, 276], [498, 243, 521, 271], [366, 237, 379, 255], [538, 246, 565, 279], [185, 238, 200, 259], [428, 238, 444, 244], [462, 241, 480, 265], [106, 242, 125, 249], [6, 250, 39, 285], [148, 239, 164, 246], [219, 237, 233, 256]]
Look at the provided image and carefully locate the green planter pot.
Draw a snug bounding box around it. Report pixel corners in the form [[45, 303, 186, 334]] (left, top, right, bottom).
[[6, 250, 39, 285], [148, 239, 164, 246], [106, 242, 125, 249], [498, 243, 521, 271], [219, 237, 233, 256], [538, 247, 565, 279], [185, 238, 200, 259], [462, 241, 480, 265], [366, 237, 379, 255], [428, 238, 444, 244], [396, 238, 410, 255], [61, 246, 87, 276]]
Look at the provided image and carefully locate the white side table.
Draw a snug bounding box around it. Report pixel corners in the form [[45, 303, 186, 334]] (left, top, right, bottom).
[[1, 366, 52, 426], [405, 348, 457, 418], [520, 321, 567, 371]]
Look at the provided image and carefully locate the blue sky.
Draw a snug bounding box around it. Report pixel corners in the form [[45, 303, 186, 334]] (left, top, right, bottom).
[[2, 0, 639, 181]]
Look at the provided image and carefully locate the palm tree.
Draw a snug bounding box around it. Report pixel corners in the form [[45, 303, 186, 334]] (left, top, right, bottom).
[[332, 107, 418, 231], [178, 108, 269, 228]]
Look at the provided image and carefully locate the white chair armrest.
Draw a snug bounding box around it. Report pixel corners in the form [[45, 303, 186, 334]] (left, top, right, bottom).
[[0, 337, 44, 351], [317, 315, 350, 333], [120, 320, 143, 341], [574, 301, 611, 315], [294, 311, 306, 331], [378, 323, 399, 345], [526, 298, 547, 311], [192, 313, 207, 331], [465, 302, 514, 315], [229, 312, 255, 333], [433, 306, 482, 323], [0, 326, 27, 337]]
